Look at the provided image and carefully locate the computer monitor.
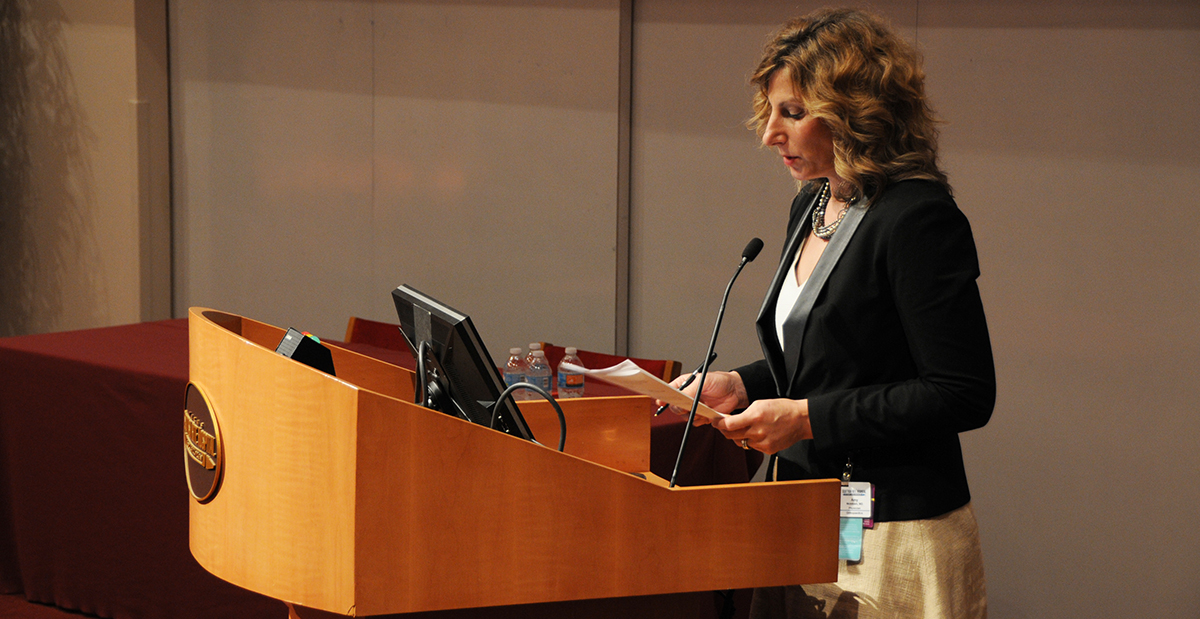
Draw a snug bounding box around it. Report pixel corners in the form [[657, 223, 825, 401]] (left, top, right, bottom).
[[391, 284, 535, 442]]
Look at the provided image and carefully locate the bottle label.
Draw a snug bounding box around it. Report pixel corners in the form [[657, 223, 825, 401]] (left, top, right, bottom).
[[559, 373, 584, 388]]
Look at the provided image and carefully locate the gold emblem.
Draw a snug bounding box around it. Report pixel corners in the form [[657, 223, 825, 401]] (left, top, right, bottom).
[[185, 412, 218, 470], [184, 382, 223, 503]]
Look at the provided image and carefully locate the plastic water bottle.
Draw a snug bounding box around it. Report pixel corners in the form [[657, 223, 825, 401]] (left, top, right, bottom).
[[524, 342, 542, 369], [503, 347, 526, 398], [525, 350, 552, 398], [557, 347, 585, 398]]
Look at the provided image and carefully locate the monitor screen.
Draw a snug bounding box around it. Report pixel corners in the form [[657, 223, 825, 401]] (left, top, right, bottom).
[[391, 284, 535, 442]]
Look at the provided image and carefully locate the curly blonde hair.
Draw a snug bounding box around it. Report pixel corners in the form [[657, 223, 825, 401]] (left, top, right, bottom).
[[749, 8, 949, 204]]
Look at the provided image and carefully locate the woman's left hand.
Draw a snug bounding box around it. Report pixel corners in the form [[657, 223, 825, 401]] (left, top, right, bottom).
[[711, 398, 813, 454]]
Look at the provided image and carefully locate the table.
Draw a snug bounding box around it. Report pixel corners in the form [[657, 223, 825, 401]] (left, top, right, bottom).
[[0, 320, 281, 618], [0, 320, 759, 619]]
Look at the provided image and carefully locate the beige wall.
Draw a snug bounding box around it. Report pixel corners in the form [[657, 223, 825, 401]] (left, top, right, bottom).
[[0, 0, 168, 336], [169, 0, 624, 353], [923, 4, 1200, 616]]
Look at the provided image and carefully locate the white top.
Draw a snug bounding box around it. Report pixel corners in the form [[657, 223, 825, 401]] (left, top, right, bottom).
[[775, 239, 807, 350]]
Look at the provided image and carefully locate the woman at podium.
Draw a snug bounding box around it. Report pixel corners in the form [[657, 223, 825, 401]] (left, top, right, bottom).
[[666, 8, 995, 618]]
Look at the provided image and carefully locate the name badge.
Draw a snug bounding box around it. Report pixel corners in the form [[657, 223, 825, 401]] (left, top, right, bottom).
[[840, 482, 872, 519]]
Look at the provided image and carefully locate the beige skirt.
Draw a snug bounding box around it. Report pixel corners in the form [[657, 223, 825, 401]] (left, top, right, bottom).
[[749, 502, 987, 619]]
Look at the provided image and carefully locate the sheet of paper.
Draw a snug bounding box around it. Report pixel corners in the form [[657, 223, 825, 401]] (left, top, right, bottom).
[[558, 360, 726, 420]]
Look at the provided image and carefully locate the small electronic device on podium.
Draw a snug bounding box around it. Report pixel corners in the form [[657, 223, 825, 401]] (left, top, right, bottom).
[[274, 327, 336, 376], [391, 284, 535, 442]]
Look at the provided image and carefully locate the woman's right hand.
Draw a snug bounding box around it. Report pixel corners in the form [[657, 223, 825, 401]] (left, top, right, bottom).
[[656, 370, 749, 425]]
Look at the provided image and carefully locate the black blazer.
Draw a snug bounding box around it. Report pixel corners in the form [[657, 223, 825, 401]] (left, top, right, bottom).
[[735, 179, 995, 522]]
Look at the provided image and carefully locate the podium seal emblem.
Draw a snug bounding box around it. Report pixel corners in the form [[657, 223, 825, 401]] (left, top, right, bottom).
[[184, 382, 224, 503]]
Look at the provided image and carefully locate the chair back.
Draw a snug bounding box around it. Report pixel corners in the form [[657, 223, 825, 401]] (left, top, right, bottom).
[[344, 317, 681, 384]]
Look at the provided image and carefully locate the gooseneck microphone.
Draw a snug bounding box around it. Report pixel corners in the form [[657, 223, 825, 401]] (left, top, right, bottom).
[[741, 237, 764, 263], [669, 237, 764, 488]]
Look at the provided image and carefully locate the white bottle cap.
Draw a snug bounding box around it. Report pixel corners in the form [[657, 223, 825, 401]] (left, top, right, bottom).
[[529, 342, 541, 351], [565, 347, 577, 354], [532, 350, 545, 358], [509, 347, 522, 355]]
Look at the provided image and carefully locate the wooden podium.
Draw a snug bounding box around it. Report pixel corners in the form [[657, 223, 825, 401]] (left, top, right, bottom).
[[187, 308, 839, 617]]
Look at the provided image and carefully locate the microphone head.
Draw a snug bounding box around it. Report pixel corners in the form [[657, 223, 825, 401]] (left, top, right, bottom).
[[742, 237, 764, 262]]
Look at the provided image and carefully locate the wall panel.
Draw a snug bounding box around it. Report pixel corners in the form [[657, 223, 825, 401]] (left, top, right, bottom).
[[368, 1, 621, 356], [171, 0, 377, 339], [1, 0, 155, 335], [170, 0, 622, 354], [922, 5, 1200, 616]]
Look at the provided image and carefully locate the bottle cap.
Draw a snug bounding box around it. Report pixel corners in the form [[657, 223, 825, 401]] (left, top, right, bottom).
[[509, 347, 521, 355], [532, 350, 545, 357], [565, 347, 577, 354], [529, 343, 541, 351]]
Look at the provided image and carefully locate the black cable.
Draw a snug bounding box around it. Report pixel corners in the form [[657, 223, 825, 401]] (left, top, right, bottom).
[[717, 589, 737, 619], [493, 382, 566, 452], [414, 341, 429, 406]]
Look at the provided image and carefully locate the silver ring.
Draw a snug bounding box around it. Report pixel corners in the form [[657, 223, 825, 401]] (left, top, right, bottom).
[[741, 439, 749, 450]]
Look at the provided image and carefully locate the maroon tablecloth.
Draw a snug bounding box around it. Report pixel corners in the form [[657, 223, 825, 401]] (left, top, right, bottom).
[[0, 319, 284, 618], [0, 320, 758, 619]]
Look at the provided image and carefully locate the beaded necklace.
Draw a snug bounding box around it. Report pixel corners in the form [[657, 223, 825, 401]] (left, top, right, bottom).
[[810, 181, 853, 239]]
